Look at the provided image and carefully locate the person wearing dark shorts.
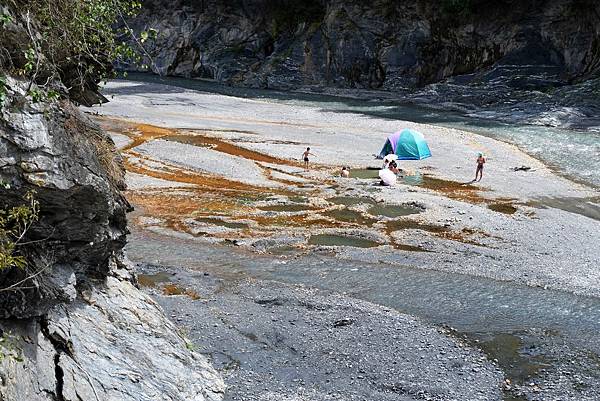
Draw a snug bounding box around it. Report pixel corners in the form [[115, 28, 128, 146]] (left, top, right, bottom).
[[475, 153, 486, 181], [302, 147, 315, 170]]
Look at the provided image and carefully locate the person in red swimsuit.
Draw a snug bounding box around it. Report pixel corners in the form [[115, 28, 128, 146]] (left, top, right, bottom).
[[475, 153, 486, 181]]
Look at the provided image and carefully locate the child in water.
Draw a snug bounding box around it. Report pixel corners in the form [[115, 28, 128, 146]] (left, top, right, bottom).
[[302, 147, 315, 170], [340, 166, 350, 177], [475, 153, 486, 181]]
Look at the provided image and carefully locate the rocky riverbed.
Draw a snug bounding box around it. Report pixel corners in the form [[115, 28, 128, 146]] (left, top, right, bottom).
[[89, 79, 599, 296], [84, 77, 600, 400], [135, 260, 504, 401]]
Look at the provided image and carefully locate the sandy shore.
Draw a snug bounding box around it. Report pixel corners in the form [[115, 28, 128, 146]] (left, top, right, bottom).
[[84, 79, 599, 297]]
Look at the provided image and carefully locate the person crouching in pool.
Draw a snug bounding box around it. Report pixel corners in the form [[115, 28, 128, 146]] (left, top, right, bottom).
[[340, 166, 350, 177], [302, 147, 315, 170], [475, 152, 486, 181]]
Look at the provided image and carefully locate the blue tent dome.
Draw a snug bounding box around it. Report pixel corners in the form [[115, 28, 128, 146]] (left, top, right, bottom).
[[378, 129, 432, 160]]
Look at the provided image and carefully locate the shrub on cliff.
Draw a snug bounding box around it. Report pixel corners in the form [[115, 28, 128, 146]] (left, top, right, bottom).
[[0, 0, 150, 105], [0, 190, 39, 273]]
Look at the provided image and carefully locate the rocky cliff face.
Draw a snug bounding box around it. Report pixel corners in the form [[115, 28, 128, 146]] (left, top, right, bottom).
[[128, 0, 600, 91], [0, 77, 129, 319], [0, 6, 224, 401]]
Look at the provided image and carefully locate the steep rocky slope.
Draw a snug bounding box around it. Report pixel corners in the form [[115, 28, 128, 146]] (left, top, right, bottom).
[[0, 5, 224, 401], [128, 0, 600, 90]]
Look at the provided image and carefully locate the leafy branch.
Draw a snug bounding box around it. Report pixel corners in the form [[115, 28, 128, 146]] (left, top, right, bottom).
[[1, 0, 157, 104], [0, 190, 40, 271]]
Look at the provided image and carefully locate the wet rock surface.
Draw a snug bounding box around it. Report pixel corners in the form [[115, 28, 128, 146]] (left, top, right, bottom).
[[137, 263, 504, 401]]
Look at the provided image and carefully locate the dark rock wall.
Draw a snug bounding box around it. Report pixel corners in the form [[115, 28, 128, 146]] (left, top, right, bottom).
[[127, 0, 600, 90], [0, 77, 130, 319]]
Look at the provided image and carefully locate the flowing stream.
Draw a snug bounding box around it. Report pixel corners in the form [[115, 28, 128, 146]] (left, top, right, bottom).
[[128, 229, 600, 399], [119, 73, 600, 398]]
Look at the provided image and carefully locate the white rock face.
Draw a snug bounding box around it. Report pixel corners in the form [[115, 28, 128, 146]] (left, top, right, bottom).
[[0, 264, 225, 401]]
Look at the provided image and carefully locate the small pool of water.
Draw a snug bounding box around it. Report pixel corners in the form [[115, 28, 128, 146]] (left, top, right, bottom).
[[369, 203, 422, 218], [476, 332, 550, 384], [137, 272, 173, 287], [259, 204, 316, 212], [323, 209, 377, 226], [308, 234, 380, 248], [195, 217, 249, 229], [327, 196, 377, 206], [348, 168, 380, 179], [137, 271, 200, 299]]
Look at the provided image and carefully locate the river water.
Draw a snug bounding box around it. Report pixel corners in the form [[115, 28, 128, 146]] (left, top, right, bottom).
[[122, 72, 600, 189], [128, 229, 600, 399], [119, 73, 600, 398]]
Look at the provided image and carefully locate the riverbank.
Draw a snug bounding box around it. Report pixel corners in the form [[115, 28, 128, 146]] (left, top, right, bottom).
[[82, 78, 600, 400], [86, 79, 599, 297]]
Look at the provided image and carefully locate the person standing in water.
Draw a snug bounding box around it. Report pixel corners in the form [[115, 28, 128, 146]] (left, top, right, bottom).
[[302, 147, 315, 170], [475, 152, 486, 181]]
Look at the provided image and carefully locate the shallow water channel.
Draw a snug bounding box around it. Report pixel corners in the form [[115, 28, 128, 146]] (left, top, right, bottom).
[[129, 229, 600, 398]]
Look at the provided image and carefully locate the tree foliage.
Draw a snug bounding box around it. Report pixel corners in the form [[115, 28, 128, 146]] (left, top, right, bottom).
[[0, 190, 39, 271], [0, 0, 148, 103]]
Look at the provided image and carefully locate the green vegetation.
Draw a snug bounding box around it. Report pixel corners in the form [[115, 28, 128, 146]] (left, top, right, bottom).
[[0, 75, 6, 104], [0, 332, 23, 363], [0, 12, 12, 26], [1, 0, 152, 102], [0, 190, 39, 271]]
